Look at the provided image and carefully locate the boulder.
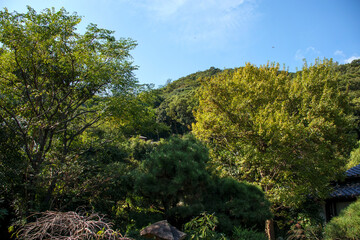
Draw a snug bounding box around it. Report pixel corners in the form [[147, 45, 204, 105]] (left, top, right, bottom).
[[140, 220, 186, 240]]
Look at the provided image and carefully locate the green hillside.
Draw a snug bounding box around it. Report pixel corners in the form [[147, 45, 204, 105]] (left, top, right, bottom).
[[155, 67, 223, 134]]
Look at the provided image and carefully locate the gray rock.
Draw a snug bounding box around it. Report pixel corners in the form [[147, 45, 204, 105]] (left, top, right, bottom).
[[140, 220, 186, 240]]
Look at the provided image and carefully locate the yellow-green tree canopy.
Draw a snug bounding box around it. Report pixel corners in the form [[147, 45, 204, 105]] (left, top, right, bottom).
[[193, 60, 356, 208]]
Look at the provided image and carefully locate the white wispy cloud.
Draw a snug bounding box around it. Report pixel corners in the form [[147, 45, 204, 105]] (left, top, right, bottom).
[[344, 55, 360, 64], [295, 47, 321, 61], [140, 0, 188, 18], [295, 50, 304, 61], [126, 0, 257, 45], [334, 50, 345, 57]]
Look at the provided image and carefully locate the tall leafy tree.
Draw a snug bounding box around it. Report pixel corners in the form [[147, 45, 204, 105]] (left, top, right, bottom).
[[193, 60, 356, 238], [0, 7, 137, 214]]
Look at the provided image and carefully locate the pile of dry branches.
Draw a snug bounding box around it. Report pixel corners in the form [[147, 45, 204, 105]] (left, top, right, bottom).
[[15, 210, 133, 240]]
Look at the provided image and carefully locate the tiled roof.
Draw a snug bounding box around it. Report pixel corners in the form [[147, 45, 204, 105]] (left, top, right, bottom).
[[330, 182, 360, 199], [328, 164, 360, 199], [346, 164, 360, 178]]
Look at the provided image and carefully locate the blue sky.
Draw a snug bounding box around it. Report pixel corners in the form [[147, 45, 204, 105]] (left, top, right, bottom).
[[1, 0, 359, 87]]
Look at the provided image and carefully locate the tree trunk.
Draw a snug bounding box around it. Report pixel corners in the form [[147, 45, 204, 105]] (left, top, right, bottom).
[[265, 219, 275, 240], [43, 174, 59, 210]]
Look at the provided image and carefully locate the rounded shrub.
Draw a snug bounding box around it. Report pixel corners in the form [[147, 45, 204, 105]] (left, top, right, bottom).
[[324, 198, 360, 240]]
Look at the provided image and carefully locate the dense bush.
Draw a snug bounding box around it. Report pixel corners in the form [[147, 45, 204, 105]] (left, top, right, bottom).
[[232, 226, 267, 240], [134, 135, 211, 220], [134, 135, 271, 234], [184, 212, 228, 240], [204, 177, 271, 234], [274, 199, 325, 239], [324, 198, 360, 240]]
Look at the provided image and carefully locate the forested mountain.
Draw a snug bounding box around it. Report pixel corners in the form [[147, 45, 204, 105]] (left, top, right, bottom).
[[154, 67, 222, 135], [336, 59, 360, 136]]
